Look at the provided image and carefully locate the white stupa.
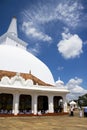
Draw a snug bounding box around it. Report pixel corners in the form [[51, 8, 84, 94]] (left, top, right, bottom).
[[0, 17, 69, 115], [0, 17, 54, 85]]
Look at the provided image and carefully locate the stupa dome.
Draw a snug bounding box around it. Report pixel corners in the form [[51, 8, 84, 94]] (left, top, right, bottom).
[[0, 17, 55, 85]]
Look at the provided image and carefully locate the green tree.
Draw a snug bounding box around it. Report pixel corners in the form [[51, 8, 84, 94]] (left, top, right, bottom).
[[78, 94, 87, 107]]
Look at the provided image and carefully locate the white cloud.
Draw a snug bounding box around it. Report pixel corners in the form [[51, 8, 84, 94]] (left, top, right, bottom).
[[55, 1, 83, 27], [57, 66, 64, 71], [57, 29, 83, 59], [22, 21, 52, 42], [65, 77, 87, 101], [21, 0, 84, 42], [22, 0, 83, 27], [27, 43, 40, 56]]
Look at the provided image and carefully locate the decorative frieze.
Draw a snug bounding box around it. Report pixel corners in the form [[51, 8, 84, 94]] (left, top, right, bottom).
[[0, 75, 34, 87]]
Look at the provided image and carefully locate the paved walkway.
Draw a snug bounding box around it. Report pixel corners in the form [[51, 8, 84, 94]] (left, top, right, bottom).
[[0, 110, 87, 130]]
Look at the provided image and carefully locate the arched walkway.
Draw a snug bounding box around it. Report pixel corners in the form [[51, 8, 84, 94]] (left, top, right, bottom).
[[0, 93, 13, 114], [19, 94, 32, 114], [53, 96, 63, 113], [38, 96, 48, 114]]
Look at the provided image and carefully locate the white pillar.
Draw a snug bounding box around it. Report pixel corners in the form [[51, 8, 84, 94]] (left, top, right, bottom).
[[32, 95, 34, 114], [12, 94, 20, 115], [63, 95, 68, 112], [48, 95, 54, 113], [32, 94, 37, 115]]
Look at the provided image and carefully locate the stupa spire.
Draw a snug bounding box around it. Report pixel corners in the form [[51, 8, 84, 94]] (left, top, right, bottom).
[[7, 17, 18, 37]]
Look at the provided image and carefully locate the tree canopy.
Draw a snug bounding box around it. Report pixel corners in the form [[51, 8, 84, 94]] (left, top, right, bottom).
[[78, 93, 87, 107]]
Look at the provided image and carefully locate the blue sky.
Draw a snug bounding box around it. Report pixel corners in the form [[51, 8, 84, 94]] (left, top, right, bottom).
[[0, 0, 87, 100]]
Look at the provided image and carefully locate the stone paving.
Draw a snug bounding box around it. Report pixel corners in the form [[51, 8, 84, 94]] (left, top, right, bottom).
[[0, 110, 87, 130]]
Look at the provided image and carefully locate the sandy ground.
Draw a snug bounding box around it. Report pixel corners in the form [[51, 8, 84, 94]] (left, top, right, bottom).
[[0, 110, 87, 130]]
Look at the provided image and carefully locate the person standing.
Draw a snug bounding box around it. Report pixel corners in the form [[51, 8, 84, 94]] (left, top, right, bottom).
[[84, 107, 87, 117], [70, 106, 74, 116], [79, 108, 83, 117]]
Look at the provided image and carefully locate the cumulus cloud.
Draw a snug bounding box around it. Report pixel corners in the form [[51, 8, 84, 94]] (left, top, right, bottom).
[[65, 77, 87, 101], [57, 28, 83, 59]]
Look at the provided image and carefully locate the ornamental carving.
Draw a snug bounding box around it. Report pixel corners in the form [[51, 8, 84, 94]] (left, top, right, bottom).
[[0, 75, 34, 87]]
